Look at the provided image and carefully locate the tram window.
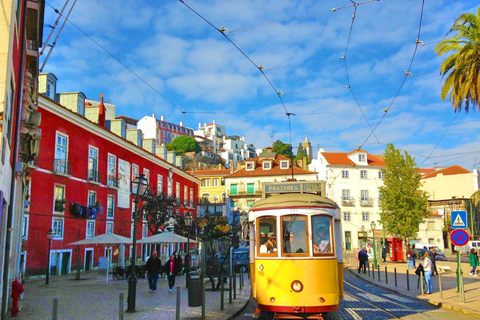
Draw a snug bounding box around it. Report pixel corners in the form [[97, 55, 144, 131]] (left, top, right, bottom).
[[312, 215, 333, 255], [257, 217, 277, 255], [281, 215, 308, 255]]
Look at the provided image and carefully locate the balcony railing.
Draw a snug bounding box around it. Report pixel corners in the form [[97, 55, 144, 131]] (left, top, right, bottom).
[[378, 200, 383, 207], [228, 189, 262, 197], [107, 176, 120, 188], [53, 159, 72, 175], [341, 197, 356, 207], [360, 198, 374, 207], [54, 199, 66, 212], [87, 169, 102, 183]]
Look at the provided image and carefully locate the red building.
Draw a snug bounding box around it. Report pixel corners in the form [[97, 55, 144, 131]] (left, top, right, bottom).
[[24, 73, 199, 276]]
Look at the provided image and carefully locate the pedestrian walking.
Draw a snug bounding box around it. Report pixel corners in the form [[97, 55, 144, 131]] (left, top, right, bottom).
[[175, 252, 183, 275], [412, 244, 418, 268], [165, 254, 177, 292], [381, 241, 387, 262], [146, 251, 162, 293], [469, 248, 479, 277], [427, 247, 438, 276], [358, 247, 368, 274], [406, 246, 414, 269], [423, 252, 433, 294]]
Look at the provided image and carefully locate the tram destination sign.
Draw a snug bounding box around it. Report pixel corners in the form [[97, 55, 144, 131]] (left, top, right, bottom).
[[263, 181, 325, 197]]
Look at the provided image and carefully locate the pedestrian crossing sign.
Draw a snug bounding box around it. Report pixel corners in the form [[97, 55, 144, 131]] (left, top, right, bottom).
[[451, 210, 467, 229]]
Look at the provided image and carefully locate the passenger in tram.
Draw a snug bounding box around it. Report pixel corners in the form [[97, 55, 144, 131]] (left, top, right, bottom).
[[283, 228, 307, 253], [313, 226, 331, 254], [265, 232, 277, 253]]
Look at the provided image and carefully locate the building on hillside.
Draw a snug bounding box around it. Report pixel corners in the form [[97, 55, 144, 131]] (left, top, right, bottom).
[[421, 165, 480, 243], [137, 114, 194, 146], [192, 166, 230, 204], [23, 73, 199, 277], [309, 148, 443, 252], [0, 0, 44, 315], [226, 151, 318, 212], [194, 120, 226, 153]]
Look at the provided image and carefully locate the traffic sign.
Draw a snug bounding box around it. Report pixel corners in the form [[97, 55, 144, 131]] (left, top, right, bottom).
[[451, 211, 468, 229], [450, 229, 470, 247]]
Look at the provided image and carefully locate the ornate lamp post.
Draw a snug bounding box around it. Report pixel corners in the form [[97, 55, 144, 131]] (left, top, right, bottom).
[[371, 221, 378, 269], [185, 212, 192, 288], [46, 229, 55, 285], [127, 173, 148, 313]]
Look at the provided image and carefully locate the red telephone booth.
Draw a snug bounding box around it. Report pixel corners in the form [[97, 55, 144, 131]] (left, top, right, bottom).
[[387, 238, 404, 261]]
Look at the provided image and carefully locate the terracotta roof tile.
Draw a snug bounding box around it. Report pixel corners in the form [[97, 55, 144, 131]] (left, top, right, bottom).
[[421, 165, 471, 179], [192, 169, 231, 176], [321, 150, 385, 167]]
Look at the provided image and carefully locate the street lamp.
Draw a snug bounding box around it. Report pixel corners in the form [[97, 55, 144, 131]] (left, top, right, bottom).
[[370, 221, 378, 269], [127, 173, 148, 313], [185, 212, 192, 288], [46, 229, 55, 285]]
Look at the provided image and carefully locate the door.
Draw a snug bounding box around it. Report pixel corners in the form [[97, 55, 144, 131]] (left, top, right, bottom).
[[51, 253, 59, 275], [345, 231, 352, 251], [61, 252, 70, 275], [85, 250, 92, 271]]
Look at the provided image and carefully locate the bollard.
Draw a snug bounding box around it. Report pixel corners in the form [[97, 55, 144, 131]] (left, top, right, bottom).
[[438, 274, 443, 300], [394, 268, 397, 287], [202, 280, 206, 320], [119, 293, 124, 320], [240, 271, 243, 290], [234, 272, 237, 300], [52, 297, 58, 320], [406, 270, 410, 291], [176, 286, 181, 320], [220, 278, 224, 310], [420, 272, 424, 295], [368, 264, 371, 278], [460, 272, 465, 303], [385, 266, 388, 284], [229, 275, 232, 304], [378, 265, 381, 282]]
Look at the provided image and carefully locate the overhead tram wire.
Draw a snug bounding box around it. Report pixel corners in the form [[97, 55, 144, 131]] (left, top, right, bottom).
[[44, 1, 195, 129], [360, 0, 425, 147], [226, 0, 379, 34]]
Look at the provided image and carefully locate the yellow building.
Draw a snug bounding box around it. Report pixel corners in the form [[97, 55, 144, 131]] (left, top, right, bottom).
[[192, 167, 231, 204]]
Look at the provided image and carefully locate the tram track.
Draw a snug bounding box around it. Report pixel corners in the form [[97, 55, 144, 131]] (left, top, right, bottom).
[[343, 279, 438, 319]]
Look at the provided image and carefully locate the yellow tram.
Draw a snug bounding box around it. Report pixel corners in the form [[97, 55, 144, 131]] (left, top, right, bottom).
[[243, 181, 343, 319]]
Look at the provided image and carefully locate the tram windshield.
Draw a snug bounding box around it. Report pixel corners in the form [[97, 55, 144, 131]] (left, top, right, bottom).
[[282, 215, 308, 255], [312, 215, 333, 255], [257, 216, 277, 255]]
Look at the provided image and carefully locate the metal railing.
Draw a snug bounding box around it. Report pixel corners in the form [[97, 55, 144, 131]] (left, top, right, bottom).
[[87, 169, 102, 183], [107, 177, 120, 188], [360, 198, 374, 207], [341, 197, 356, 206], [52, 159, 72, 175]]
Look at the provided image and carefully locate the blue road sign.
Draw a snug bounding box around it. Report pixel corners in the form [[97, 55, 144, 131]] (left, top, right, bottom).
[[450, 229, 469, 247], [451, 210, 468, 229]]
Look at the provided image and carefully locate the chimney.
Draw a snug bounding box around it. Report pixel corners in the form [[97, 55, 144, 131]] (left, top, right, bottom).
[[161, 115, 165, 121], [198, 122, 201, 129], [152, 113, 155, 119], [180, 121, 184, 127], [98, 93, 106, 128]]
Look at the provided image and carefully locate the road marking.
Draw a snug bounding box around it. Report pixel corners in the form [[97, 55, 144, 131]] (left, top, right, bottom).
[[342, 293, 359, 301], [357, 293, 388, 302], [345, 308, 381, 319], [382, 293, 413, 303]]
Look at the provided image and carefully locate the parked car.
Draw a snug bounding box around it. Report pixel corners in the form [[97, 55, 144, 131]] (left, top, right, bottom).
[[232, 248, 249, 272], [417, 248, 447, 261]]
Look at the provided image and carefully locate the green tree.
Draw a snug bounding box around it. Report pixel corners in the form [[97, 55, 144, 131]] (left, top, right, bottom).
[[434, 8, 480, 112], [167, 135, 201, 154], [141, 190, 183, 235], [271, 140, 293, 158], [295, 143, 305, 159], [378, 143, 429, 241]]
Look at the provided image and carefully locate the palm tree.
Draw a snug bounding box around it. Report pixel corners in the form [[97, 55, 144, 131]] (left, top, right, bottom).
[[434, 8, 480, 113]]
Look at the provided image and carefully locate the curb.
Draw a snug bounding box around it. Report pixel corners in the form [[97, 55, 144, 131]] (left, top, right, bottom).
[[345, 266, 480, 318]]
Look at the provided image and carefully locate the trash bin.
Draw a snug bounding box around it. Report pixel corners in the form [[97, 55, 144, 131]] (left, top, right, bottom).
[[188, 271, 203, 307]]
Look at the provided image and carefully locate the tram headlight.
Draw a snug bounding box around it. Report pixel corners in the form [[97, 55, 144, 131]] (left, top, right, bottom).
[[270, 297, 275, 303], [319, 297, 326, 303], [291, 280, 303, 292]]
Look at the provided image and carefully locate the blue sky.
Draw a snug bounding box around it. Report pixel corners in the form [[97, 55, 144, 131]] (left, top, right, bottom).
[[42, 0, 480, 169]]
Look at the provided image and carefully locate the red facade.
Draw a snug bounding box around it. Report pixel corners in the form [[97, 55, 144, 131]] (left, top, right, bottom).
[[24, 97, 199, 275]]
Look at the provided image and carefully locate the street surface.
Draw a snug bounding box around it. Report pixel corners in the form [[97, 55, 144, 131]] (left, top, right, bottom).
[[234, 270, 477, 320]]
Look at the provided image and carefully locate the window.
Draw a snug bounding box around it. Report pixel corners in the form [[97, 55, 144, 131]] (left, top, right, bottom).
[[142, 224, 148, 238], [190, 189, 194, 207], [230, 200, 237, 208], [107, 195, 114, 219], [202, 193, 210, 201], [46, 77, 56, 100], [427, 221, 435, 231], [54, 133, 68, 174], [184, 185, 188, 206], [157, 175, 163, 195], [263, 162, 272, 170], [107, 154, 116, 187], [212, 178, 219, 186], [343, 212, 351, 221], [25, 178, 31, 211], [247, 200, 255, 207], [220, 178, 225, 186], [213, 194, 220, 203], [77, 95, 85, 116], [312, 215, 333, 255], [106, 222, 113, 234], [88, 191, 96, 207], [362, 212, 369, 221], [246, 162, 254, 171], [168, 179, 172, 196], [378, 192, 383, 206], [280, 161, 289, 169], [378, 171, 384, 179], [53, 219, 63, 239], [428, 238, 434, 245], [54, 185, 65, 212], [342, 170, 349, 178], [247, 183, 255, 194], [282, 215, 308, 256], [359, 154, 365, 162], [21, 215, 29, 240], [143, 169, 150, 184], [360, 170, 367, 179], [176, 182, 180, 198], [86, 220, 95, 238], [342, 189, 350, 201], [202, 179, 211, 187], [88, 147, 98, 181], [361, 190, 369, 201], [230, 184, 238, 195], [257, 216, 277, 255], [132, 164, 139, 193]]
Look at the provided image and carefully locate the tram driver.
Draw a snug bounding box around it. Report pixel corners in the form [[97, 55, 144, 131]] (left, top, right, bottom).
[[265, 232, 277, 253], [313, 226, 331, 254]]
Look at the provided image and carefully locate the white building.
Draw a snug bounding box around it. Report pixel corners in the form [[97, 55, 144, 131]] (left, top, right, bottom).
[[194, 120, 226, 153], [309, 148, 442, 252]]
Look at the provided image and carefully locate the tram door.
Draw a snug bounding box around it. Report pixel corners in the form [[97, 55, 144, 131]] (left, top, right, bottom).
[[345, 231, 351, 251]]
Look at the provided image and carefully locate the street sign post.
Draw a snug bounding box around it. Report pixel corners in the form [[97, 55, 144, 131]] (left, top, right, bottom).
[[450, 228, 470, 294], [451, 211, 468, 230]]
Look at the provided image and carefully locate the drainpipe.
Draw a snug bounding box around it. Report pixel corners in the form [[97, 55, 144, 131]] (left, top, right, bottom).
[[1, 1, 28, 318]]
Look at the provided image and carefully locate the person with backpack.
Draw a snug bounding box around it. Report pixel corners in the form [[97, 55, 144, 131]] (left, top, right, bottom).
[[469, 248, 479, 277], [423, 251, 433, 294], [358, 247, 368, 274], [406, 246, 414, 269]]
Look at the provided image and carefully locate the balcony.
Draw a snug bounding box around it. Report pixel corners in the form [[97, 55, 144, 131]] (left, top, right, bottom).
[[360, 198, 374, 207], [228, 188, 262, 197], [52, 159, 72, 175], [54, 199, 66, 212], [87, 169, 102, 184], [106, 176, 120, 188], [341, 197, 356, 207]]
